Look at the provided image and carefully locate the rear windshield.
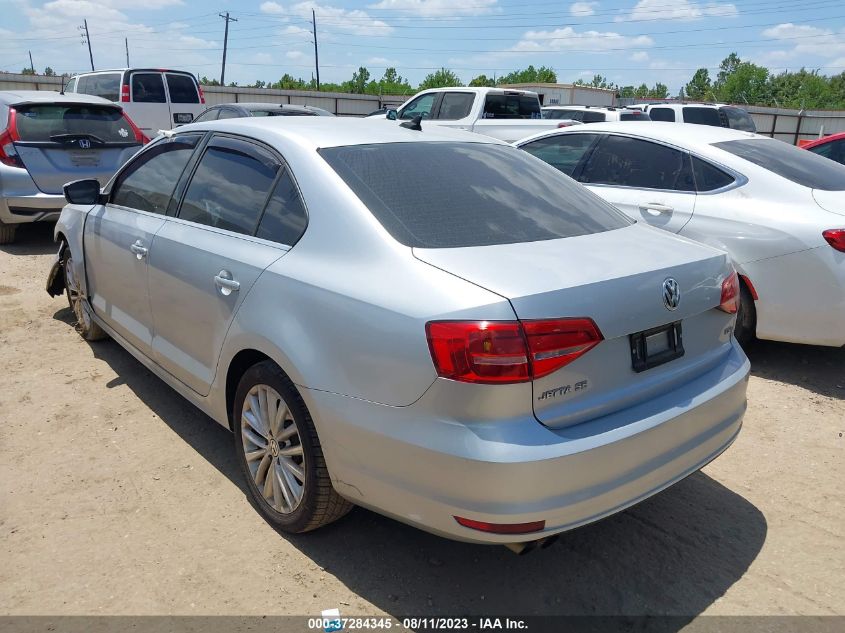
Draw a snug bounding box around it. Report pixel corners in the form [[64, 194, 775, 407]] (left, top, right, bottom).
[[320, 142, 631, 248], [714, 139, 845, 191], [543, 109, 581, 120], [165, 73, 200, 104], [620, 111, 650, 121], [14, 104, 132, 144], [483, 94, 541, 119]]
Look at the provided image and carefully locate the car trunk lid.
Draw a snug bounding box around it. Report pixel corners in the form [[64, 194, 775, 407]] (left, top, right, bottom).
[[812, 190, 845, 217]]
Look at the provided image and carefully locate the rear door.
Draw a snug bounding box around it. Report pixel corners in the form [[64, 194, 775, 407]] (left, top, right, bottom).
[[164, 72, 203, 127], [84, 133, 203, 354], [147, 135, 289, 395], [128, 71, 170, 136], [12, 101, 141, 194], [577, 134, 697, 233]]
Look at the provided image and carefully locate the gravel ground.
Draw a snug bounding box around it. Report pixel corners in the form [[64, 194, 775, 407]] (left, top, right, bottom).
[[1, 223, 843, 622]]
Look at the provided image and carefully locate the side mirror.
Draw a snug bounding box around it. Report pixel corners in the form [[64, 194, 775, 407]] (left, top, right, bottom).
[[63, 179, 101, 205], [386, 109, 398, 121]]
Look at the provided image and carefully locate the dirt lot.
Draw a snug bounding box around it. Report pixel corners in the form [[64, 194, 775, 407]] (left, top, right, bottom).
[[1, 223, 843, 622]]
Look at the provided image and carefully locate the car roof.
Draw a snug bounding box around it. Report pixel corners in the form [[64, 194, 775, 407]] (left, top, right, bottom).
[[71, 68, 195, 76], [176, 116, 508, 150], [515, 121, 761, 149], [0, 90, 117, 107], [211, 103, 321, 111], [542, 105, 635, 111]]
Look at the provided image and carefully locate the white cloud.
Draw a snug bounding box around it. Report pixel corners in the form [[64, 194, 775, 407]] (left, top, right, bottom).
[[761, 23, 845, 60], [366, 56, 399, 66], [367, 0, 498, 17], [286, 50, 306, 60], [261, 2, 394, 36], [511, 27, 653, 53], [619, 0, 737, 22], [570, 2, 598, 17], [631, 51, 649, 62], [260, 1, 285, 13]]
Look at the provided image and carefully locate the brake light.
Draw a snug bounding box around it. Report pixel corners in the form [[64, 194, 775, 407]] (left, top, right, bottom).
[[425, 318, 603, 385], [454, 516, 545, 534], [557, 121, 574, 128], [718, 270, 740, 314], [121, 112, 150, 144], [197, 84, 205, 104], [822, 229, 845, 252], [120, 83, 130, 102], [0, 108, 23, 168]]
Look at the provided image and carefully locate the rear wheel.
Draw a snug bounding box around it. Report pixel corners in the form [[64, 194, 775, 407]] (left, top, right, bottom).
[[734, 281, 756, 348], [233, 361, 352, 533], [64, 250, 107, 341], [0, 221, 17, 245]]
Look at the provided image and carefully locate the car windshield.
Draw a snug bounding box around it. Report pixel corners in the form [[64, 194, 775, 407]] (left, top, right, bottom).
[[320, 142, 631, 248], [13, 103, 131, 143], [714, 138, 845, 191]]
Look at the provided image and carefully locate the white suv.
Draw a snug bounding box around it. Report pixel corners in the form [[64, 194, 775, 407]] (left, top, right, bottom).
[[542, 105, 650, 123], [637, 103, 756, 132]]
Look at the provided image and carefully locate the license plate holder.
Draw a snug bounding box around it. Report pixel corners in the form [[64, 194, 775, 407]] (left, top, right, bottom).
[[630, 321, 684, 373], [173, 112, 194, 124], [69, 150, 100, 167]]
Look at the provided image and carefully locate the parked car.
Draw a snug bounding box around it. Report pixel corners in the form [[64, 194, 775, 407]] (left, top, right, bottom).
[[637, 103, 757, 132], [516, 122, 845, 347], [384, 87, 577, 142], [542, 105, 650, 122], [47, 117, 748, 549], [193, 103, 334, 122], [66, 68, 205, 137], [0, 90, 145, 244], [802, 131, 845, 166]]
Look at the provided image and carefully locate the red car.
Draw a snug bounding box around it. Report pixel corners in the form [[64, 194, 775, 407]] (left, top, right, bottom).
[[802, 131, 845, 166]]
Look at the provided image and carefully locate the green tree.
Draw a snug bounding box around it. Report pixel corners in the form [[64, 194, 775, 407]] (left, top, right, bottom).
[[634, 83, 650, 98], [468, 74, 496, 87], [21, 67, 35, 75], [616, 85, 636, 98], [717, 62, 769, 104], [649, 82, 670, 99], [44, 67, 55, 76], [498, 65, 556, 85], [373, 67, 412, 94], [198, 76, 221, 86], [345, 66, 371, 93], [685, 68, 712, 101], [575, 74, 612, 89], [418, 67, 462, 90], [716, 52, 742, 87]]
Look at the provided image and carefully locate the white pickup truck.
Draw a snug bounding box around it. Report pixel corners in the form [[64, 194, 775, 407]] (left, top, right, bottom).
[[385, 87, 577, 143]]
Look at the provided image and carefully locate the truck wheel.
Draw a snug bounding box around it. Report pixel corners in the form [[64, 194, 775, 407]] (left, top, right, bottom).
[[64, 250, 107, 341], [0, 221, 17, 245]]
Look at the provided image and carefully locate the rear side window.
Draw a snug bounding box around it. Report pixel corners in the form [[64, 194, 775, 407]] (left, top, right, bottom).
[[721, 107, 756, 132], [714, 139, 845, 191], [179, 137, 280, 235], [692, 156, 736, 192], [683, 107, 721, 127], [320, 142, 631, 248], [483, 94, 541, 119], [111, 134, 202, 214], [580, 135, 695, 192], [649, 108, 675, 122], [165, 74, 199, 104], [256, 170, 308, 246], [131, 73, 166, 103], [437, 93, 474, 120], [14, 104, 132, 144], [75, 73, 121, 101], [520, 133, 599, 177]]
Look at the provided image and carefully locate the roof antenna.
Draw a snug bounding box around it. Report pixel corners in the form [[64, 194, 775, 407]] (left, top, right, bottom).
[[400, 114, 423, 131]]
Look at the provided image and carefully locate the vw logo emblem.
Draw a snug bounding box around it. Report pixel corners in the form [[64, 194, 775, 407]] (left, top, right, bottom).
[[662, 278, 681, 311], [78, 139, 91, 149]]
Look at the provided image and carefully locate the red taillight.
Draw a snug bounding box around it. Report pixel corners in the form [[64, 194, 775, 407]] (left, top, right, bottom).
[[121, 112, 150, 144], [120, 83, 130, 102], [719, 270, 740, 314], [557, 121, 574, 128], [0, 108, 23, 168], [822, 229, 845, 252], [425, 318, 603, 385], [454, 516, 545, 534], [197, 84, 205, 104]]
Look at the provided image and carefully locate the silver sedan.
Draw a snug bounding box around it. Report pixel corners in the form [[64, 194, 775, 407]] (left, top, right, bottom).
[[48, 117, 749, 549]]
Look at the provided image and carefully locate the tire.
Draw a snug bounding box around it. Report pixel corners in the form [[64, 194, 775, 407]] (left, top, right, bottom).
[[233, 360, 352, 533], [63, 249, 107, 341], [0, 221, 17, 245], [734, 280, 756, 348]]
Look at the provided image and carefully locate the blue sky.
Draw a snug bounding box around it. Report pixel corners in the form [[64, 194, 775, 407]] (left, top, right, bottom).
[[1, 0, 844, 92]]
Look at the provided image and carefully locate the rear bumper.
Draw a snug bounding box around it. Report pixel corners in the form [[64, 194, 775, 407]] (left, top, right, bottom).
[[307, 341, 750, 544], [0, 194, 65, 224]]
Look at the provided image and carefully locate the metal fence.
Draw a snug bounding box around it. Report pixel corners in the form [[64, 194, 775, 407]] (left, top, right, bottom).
[[744, 105, 845, 144]]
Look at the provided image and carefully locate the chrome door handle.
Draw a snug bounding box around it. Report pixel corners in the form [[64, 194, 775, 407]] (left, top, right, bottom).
[[214, 271, 240, 296], [640, 203, 674, 214], [130, 240, 148, 259]]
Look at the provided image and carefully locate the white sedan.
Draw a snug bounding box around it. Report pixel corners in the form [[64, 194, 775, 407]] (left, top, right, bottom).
[[516, 123, 845, 347]]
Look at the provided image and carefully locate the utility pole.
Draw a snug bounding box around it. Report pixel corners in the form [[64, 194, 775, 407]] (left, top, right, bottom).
[[219, 12, 237, 86], [125, 37, 129, 66], [28, 50, 34, 73], [312, 9, 320, 91], [78, 19, 94, 71]]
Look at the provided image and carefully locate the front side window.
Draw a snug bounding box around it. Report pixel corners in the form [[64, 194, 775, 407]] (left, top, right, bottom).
[[683, 107, 721, 127], [256, 170, 308, 246], [436, 93, 474, 120], [179, 137, 280, 235], [692, 156, 736, 192], [165, 73, 199, 104], [131, 73, 166, 104], [580, 135, 695, 192], [399, 93, 437, 120], [111, 134, 202, 214], [320, 142, 631, 248], [483, 94, 541, 119], [714, 138, 845, 191], [520, 133, 600, 177], [649, 108, 675, 122]]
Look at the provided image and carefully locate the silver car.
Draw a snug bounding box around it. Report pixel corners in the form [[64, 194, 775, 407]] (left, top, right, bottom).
[[48, 118, 749, 549], [0, 90, 146, 244]]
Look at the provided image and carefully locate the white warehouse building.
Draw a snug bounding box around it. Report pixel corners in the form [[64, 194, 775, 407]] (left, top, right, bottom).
[[498, 83, 617, 107]]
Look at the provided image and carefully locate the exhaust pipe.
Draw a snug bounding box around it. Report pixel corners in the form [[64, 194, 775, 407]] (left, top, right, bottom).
[[504, 534, 558, 555]]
